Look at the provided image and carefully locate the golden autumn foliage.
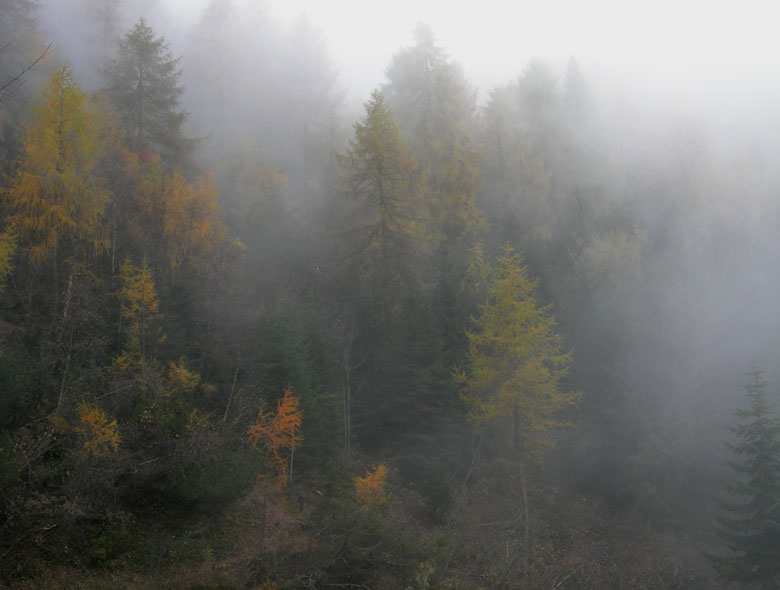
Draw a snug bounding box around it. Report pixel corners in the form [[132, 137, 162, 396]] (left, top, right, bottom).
[[248, 388, 303, 483], [124, 155, 225, 274], [354, 463, 388, 508], [0, 230, 16, 291], [337, 91, 428, 285], [159, 171, 224, 271], [75, 402, 120, 458], [5, 64, 109, 267], [455, 245, 579, 461], [166, 359, 199, 394], [119, 257, 163, 361]]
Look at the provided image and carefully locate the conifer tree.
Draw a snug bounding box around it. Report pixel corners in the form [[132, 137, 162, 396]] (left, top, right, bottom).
[[455, 244, 578, 575], [6, 64, 109, 275], [383, 24, 483, 249], [0, 230, 16, 291], [118, 257, 162, 364], [455, 244, 577, 461], [713, 366, 780, 588], [337, 90, 427, 305], [103, 18, 192, 166]]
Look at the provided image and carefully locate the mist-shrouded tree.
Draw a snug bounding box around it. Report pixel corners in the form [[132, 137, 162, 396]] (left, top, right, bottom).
[[6, 64, 109, 281], [336, 89, 427, 309], [0, 0, 50, 165], [383, 24, 483, 251], [280, 16, 344, 191], [455, 244, 578, 574], [103, 18, 192, 166], [713, 366, 780, 587], [456, 244, 577, 460]]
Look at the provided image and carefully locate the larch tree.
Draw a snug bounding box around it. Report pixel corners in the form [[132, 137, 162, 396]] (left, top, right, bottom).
[[5, 64, 109, 288], [336, 90, 427, 305], [118, 257, 163, 365], [103, 18, 192, 166], [456, 244, 577, 459], [455, 244, 578, 575], [0, 230, 16, 291], [713, 366, 780, 588], [247, 387, 303, 579]]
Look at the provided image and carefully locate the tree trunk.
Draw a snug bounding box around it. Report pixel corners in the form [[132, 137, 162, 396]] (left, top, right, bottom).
[[513, 405, 530, 578], [343, 326, 353, 455], [56, 269, 75, 412]]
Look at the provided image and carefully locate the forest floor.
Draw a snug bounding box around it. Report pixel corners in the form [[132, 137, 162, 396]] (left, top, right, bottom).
[[2, 468, 732, 590]]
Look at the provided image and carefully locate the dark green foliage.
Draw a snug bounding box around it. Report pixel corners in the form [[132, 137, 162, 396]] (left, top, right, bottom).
[[251, 305, 342, 462], [300, 464, 420, 588], [0, 335, 54, 428], [395, 449, 455, 522], [713, 366, 780, 587], [167, 440, 263, 509], [103, 18, 192, 166]]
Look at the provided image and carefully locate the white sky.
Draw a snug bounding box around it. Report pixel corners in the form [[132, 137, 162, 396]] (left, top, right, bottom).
[[175, 0, 780, 106]]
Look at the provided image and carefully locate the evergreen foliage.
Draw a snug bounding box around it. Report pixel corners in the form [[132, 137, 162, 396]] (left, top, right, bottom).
[[1, 5, 772, 588], [713, 366, 780, 587], [103, 18, 192, 166]]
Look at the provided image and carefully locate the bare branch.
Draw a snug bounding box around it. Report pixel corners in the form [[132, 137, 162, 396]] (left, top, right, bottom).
[[0, 43, 52, 101]]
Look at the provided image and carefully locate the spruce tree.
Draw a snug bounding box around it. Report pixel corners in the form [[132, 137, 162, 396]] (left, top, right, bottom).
[[103, 18, 192, 167], [713, 366, 780, 588]]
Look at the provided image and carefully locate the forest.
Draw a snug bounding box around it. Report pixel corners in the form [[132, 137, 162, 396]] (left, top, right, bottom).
[[1, 0, 780, 588]]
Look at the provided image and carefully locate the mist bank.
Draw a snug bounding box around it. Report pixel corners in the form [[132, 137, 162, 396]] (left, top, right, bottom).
[[2, 1, 779, 587]]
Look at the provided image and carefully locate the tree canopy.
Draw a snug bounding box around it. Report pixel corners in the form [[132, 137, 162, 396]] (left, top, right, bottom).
[[103, 18, 191, 166]]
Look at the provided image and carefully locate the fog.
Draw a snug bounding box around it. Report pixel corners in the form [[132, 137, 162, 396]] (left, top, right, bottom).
[[5, 0, 780, 585], [32, 0, 780, 527]]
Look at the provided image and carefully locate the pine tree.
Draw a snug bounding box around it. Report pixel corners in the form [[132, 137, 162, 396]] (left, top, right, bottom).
[[713, 366, 780, 588], [103, 18, 192, 166]]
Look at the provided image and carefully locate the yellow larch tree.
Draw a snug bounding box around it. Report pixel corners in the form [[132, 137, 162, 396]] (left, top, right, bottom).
[[455, 245, 578, 461], [5, 64, 109, 276], [337, 90, 429, 304], [75, 402, 120, 458], [118, 257, 163, 364], [0, 230, 16, 292], [454, 244, 579, 575], [122, 156, 225, 277]]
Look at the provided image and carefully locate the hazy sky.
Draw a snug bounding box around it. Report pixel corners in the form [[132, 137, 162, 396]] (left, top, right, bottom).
[[265, 0, 777, 98], [168, 0, 778, 110]]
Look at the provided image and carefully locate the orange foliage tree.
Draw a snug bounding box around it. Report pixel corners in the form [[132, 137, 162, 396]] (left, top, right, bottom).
[[75, 402, 120, 458], [122, 156, 225, 275], [248, 387, 303, 484], [354, 463, 388, 508], [247, 388, 303, 576], [117, 257, 163, 364]]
